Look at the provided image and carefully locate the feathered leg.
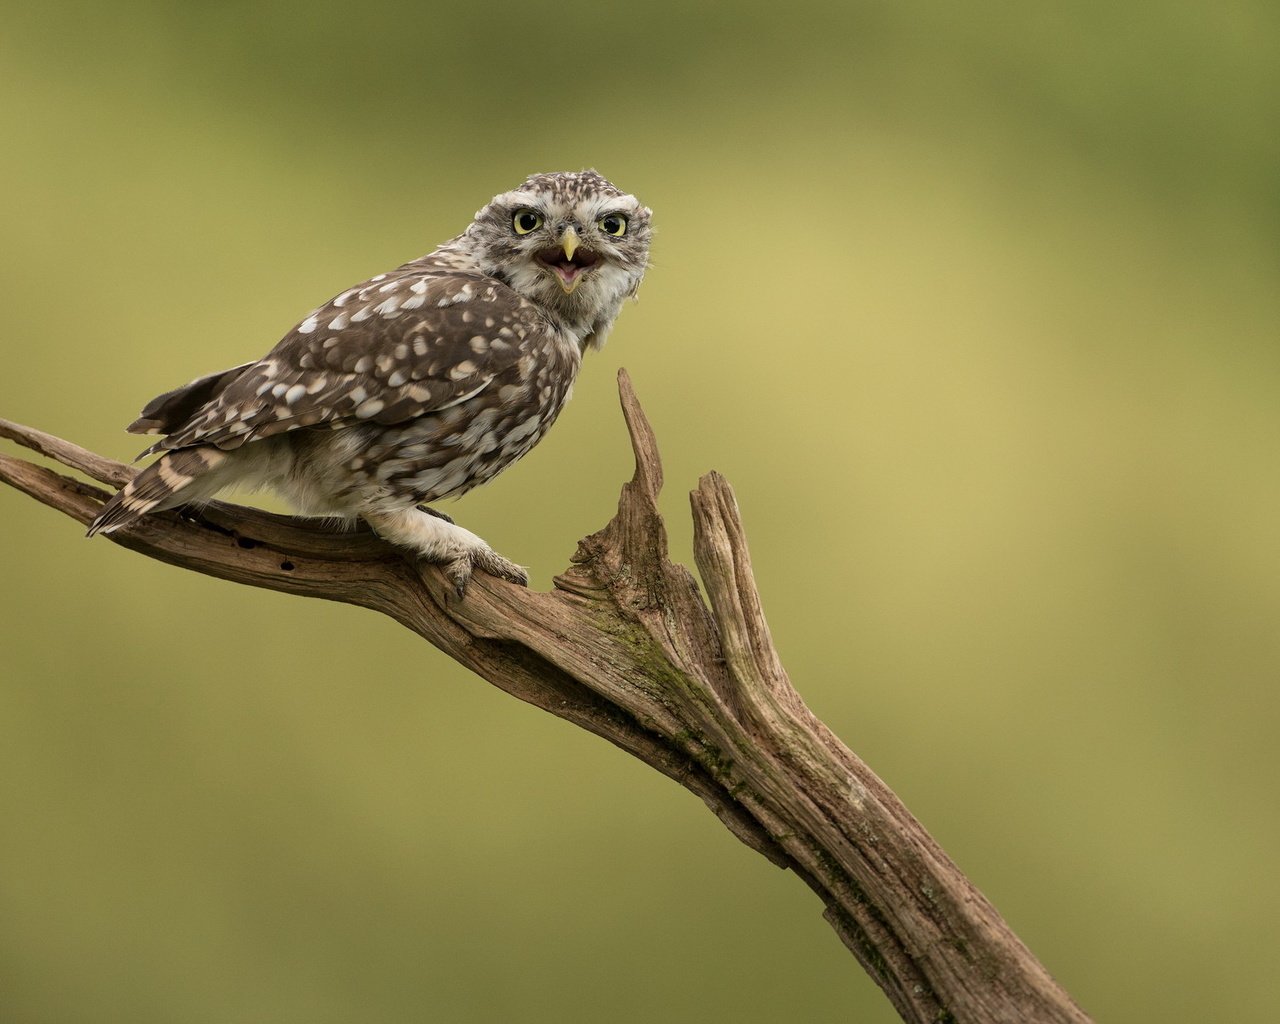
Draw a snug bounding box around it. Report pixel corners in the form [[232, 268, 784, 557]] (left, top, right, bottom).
[[361, 506, 527, 596]]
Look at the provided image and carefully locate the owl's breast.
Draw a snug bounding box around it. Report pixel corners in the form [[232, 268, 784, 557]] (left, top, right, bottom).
[[337, 332, 582, 504]]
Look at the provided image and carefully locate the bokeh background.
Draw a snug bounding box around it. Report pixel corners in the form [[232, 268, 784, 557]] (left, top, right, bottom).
[[2, 2, 1277, 1021]]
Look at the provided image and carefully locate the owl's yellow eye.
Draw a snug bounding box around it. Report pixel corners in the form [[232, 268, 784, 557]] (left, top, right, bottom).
[[512, 209, 543, 235], [598, 213, 628, 237]]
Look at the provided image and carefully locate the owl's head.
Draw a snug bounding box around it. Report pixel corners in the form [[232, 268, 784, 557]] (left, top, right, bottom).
[[466, 170, 651, 346]]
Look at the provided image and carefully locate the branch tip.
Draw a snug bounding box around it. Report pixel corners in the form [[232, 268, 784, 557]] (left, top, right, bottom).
[[616, 368, 663, 500], [0, 416, 134, 488]]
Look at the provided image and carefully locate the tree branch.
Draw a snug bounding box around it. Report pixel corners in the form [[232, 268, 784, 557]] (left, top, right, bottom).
[[0, 372, 1091, 1024]]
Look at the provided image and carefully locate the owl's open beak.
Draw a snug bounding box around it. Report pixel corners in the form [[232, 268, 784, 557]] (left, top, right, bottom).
[[536, 227, 600, 295]]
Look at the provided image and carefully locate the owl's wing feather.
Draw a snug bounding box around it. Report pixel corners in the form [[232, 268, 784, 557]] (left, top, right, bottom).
[[128, 361, 257, 437], [147, 267, 544, 453]]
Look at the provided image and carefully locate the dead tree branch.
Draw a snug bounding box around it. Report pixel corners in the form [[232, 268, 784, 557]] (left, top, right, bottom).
[[0, 371, 1090, 1024]]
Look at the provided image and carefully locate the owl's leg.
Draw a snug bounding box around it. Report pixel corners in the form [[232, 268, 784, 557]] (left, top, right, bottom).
[[361, 506, 527, 597]]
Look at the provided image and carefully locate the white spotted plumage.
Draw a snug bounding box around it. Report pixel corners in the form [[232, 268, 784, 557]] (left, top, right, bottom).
[[88, 170, 652, 595]]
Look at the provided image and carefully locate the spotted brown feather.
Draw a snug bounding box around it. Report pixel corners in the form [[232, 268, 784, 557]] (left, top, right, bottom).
[[145, 265, 545, 454]]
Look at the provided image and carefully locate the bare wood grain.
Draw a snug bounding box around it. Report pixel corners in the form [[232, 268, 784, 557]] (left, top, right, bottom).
[[0, 371, 1091, 1024]]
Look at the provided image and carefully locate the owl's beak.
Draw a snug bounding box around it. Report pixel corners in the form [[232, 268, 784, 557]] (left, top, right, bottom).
[[559, 226, 580, 262]]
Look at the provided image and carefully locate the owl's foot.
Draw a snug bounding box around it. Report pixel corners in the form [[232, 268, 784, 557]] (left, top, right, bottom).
[[443, 544, 528, 598], [362, 507, 527, 597]]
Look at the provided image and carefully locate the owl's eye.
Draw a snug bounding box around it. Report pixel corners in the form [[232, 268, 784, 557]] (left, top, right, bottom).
[[598, 213, 628, 237], [512, 209, 543, 235]]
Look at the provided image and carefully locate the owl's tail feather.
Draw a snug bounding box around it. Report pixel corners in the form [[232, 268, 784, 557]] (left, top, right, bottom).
[[87, 446, 229, 537]]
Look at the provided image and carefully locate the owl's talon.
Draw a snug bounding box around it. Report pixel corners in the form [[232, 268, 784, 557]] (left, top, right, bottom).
[[477, 548, 529, 588], [443, 546, 528, 598], [445, 559, 471, 599]]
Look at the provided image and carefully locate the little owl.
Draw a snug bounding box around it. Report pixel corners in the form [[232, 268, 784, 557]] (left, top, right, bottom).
[[88, 170, 652, 594]]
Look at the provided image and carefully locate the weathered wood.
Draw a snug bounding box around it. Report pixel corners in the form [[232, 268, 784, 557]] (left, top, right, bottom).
[[0, 373, 1091, 1024]]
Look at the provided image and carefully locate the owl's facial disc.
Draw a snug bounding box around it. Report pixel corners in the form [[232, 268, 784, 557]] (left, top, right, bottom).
[[535, 227, 602, 294]]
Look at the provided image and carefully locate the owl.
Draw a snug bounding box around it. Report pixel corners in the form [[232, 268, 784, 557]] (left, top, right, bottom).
[[88, 170, 652, 595]]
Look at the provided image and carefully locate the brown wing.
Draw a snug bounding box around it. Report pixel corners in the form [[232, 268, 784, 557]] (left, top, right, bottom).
[[147, 266, 544, 453]]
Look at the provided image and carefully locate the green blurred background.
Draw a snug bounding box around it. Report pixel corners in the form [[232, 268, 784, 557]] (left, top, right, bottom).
[[1, 2, 1277, 1021]]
